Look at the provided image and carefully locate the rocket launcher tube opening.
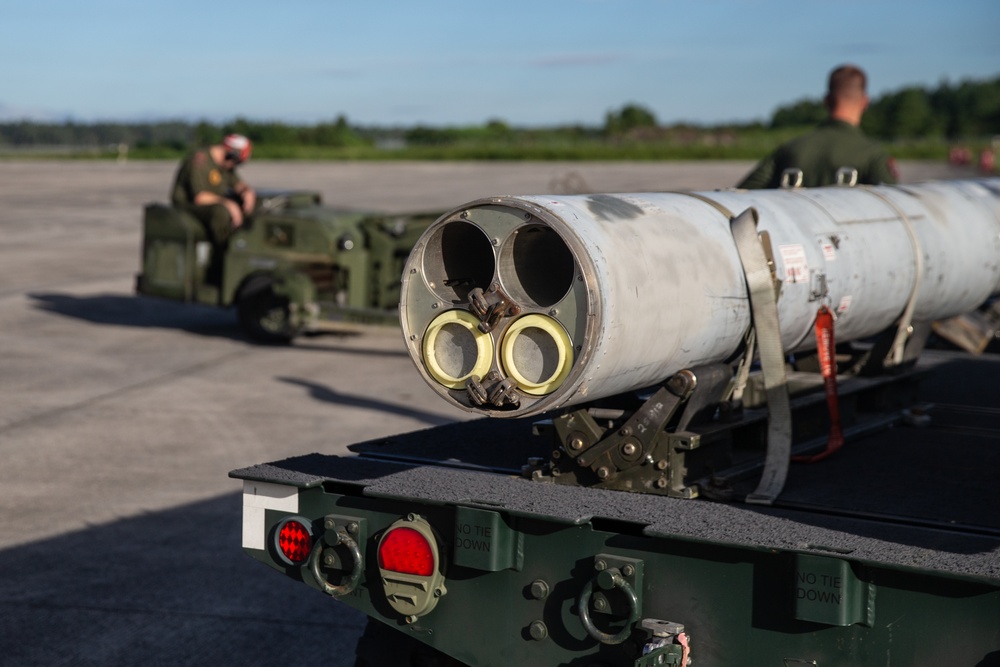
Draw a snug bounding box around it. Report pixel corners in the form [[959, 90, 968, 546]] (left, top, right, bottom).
[[498, 223, 576, 309], [422, 310, 494, 389], [421, 220, 496, 305], [500, 314, 574, 395]]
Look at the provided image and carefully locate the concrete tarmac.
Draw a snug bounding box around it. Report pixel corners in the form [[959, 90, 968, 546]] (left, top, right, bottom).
[[0, 159, 969, 666]]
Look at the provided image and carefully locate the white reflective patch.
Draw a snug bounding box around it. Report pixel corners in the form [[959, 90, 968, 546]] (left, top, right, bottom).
[[196, 241, 211, 266], [242, 481, 299, 550], [242, 506, 266, 551]]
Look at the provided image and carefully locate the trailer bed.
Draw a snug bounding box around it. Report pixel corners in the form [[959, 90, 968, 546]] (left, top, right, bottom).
[[232, 350, 1000, 584]]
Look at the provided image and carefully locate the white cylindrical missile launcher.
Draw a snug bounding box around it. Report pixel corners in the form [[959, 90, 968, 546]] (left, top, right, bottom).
[[400, 179, 1000, 422]]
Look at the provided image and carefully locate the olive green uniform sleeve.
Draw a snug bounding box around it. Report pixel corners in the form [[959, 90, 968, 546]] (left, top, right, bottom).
[[189, 158, 214, 196], [866, 153, 898, 185], [737, 154, 778, 190]]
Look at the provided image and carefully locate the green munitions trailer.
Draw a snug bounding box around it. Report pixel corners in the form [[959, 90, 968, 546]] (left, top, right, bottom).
[[231, 180, 1000, 665], [136, 190, 440, 342], [231, 349, 999, 666]]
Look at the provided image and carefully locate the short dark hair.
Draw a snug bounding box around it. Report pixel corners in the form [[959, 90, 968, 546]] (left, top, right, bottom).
[[827, 65, 867, 99]]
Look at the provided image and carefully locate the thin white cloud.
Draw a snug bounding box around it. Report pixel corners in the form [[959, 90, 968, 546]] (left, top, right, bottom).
[[529, 53, 624, 68], [321, 67, 365, 79], [823, 43, 888, 56]]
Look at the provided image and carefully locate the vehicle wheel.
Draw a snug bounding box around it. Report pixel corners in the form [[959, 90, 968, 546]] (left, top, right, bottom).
[[353, 618, 468, 666], [236, 275, 298, 343]]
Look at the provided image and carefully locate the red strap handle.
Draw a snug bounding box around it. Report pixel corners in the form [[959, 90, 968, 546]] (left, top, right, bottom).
[[793, 306, 843, 463]]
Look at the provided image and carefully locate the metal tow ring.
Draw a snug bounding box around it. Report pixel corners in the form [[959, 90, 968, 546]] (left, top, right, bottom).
[[307, 530, 363, 598], [578, 568, 640, 645]]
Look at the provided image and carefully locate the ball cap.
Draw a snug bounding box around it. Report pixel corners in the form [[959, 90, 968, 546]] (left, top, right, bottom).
[[222, 134, 252, 164]]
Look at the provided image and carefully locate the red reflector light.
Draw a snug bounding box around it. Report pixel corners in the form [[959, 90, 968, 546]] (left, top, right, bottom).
[[277, 519, 312, 564], [379, 526, 435, 576]]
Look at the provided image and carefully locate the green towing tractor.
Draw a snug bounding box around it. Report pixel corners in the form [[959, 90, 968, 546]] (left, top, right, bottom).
[[136, 190, 441, 342]]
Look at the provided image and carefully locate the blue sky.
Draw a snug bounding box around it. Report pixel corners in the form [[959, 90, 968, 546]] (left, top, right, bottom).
[[2, 0, 998, 127]]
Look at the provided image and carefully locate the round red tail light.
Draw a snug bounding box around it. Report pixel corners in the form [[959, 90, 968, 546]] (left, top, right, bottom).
[[377, 516, 447, 619], [275, 518, 313, 565], [378, 526, 435, 576]]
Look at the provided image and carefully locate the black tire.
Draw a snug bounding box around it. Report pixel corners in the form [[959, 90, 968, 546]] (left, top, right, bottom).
[[236, 275, 298, 343]]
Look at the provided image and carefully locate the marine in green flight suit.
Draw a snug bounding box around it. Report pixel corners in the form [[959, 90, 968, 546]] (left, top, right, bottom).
[[171, 134, 256, 245], [738, 65, 897, 189]]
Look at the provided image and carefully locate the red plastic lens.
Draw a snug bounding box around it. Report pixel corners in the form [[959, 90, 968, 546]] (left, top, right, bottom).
[[277, 519, 312, 564], [379, 527, 435, 576]]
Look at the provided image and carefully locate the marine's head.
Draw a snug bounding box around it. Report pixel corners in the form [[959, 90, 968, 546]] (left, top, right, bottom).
[[825, 64, 869, 125], [222, 134, 252, 165]]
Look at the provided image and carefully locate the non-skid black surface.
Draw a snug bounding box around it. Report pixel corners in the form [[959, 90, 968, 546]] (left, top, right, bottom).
[[767, 351, 1000, 530]]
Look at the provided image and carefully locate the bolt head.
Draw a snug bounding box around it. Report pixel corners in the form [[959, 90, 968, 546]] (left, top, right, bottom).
[[529, 579, 550, 600], [597, 466, 610, 479], [528, 620, 548, 641]]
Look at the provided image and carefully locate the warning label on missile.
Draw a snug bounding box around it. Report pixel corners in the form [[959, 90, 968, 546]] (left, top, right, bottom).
[[779, 244, 809, 283]]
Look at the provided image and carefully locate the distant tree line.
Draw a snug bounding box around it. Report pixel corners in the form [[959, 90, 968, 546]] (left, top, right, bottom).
[[0, 115, 367, 150], [0, 76, 996, 154]]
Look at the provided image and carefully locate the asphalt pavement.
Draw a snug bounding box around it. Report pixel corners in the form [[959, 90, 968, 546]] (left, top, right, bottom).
[[0, 158, 969, 666]]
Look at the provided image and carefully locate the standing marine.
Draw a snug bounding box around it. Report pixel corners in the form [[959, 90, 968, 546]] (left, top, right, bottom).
[[738, 65, 898, 189]]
